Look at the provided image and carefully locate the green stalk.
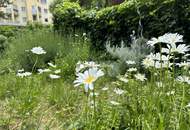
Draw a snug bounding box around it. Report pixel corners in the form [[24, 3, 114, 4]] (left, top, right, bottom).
[[178, 85, 185, 127], [85, 91, 89, 126], [32, 56, 38, 72], [92, 87, 96, 121], [159, 43, 163, 82]]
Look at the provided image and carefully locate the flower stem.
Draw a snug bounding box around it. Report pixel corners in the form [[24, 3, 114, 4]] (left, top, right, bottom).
[[178, 85, 185, 127], [85, 92, 89, 126], [32, 56, 38, 72], [93, 88, 96, 121]]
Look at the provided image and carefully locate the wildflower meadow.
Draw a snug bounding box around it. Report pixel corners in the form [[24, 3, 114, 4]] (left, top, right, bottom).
[[0, 0, 190, 130]]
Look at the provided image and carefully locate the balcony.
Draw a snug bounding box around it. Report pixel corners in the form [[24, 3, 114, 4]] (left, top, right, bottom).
[[0, 21, 26, 26], [13, 5, 18, 11]]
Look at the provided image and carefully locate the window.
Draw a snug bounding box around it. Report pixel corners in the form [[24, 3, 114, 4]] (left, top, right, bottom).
[[41, 0, 47, 4], [38, 6, 41, 13], [32, 5, 37, 14], [32, 15, 37, 21], [23, 17, 27, 22], [44, 9, 48, 13], [21, 7, 26, 12], [45, 18, 48, 22]]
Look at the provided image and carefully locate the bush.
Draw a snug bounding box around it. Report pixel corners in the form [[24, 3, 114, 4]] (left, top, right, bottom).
[[106, 37, 151, 65], [105, 37, 151, 76], [52, 1, 83, 32], [0, 26, 21, 38], [52, 0, 190, 50]]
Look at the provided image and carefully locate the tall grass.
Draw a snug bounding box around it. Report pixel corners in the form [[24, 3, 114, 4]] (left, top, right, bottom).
[[0, 29, 90, 75], [0, 30, 189, 130]]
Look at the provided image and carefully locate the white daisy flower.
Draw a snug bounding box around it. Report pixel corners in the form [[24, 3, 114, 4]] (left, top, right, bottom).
[[185, 54, 190, 57], [118, 77, 128, 83], [48, 62, 57, 68], [110, 101, 120, 105], [166, 90, 175, 96], [142, 57, 154, 68], [147, 33, 183, 46], [38, 68, 51, 74], [156, 82, 163, 88], [90, 92, 99, 97], [49, 74, 61, 79], [177, 76, 190, 84], [186, 103, 190, 108], [17, 69, 24, 73], [83, 33, 86, 36], [84, 61, 100, 68], [74, 68, 104, 92], [169, 44, 190, 54], [17, 72, 32, 78], [147, 37, 161, 46], [75, 62, 85, 73], [127, 67, 137, 72], [176, 61, 190, 69], [31, 46, 46, 55], [102, 87, 109, 91], [134, 73, 147, 82], [161, 48, 170, 54], [114, 88, 125, 95], [126, 60, 136, 65], [154, 61, 172, 69], [159, 33, 183, 45], [146, 53, 169, 61], [54, 69, 61, 74]]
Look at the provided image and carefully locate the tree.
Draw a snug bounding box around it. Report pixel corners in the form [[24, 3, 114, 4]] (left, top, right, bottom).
[[0, 0, 11, 18], [0, 0, 11, 7]]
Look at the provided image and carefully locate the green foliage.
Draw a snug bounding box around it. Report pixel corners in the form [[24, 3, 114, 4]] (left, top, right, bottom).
[[0, 0, 10, 7], [55, 40, 90, 80], [0, 29, 90, 73], [52, 0, 190, 50], [0, 35, 7, 52], [0, 26, 21, 38], [106, 37, 151, 65], [0, 0, 11, 18], [52, 1, 83, 31], [0, 71, 190, 129], [106, 37, 152, 76]]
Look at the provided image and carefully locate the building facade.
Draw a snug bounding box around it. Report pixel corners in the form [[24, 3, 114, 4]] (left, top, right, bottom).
[[0, 0, 53, 25]]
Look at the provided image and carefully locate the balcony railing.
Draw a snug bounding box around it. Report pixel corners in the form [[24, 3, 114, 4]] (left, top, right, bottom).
[[0, 21, 26, 26]]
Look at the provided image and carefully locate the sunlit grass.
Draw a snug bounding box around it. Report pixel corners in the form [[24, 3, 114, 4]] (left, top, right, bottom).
[[0, 31, 190, 130]]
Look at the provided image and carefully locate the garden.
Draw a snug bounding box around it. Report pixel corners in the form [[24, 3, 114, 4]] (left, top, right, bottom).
[[0, 0, 190, 129]]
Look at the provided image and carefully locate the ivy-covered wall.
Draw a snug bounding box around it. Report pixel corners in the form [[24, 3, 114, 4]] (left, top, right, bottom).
[[52, 0, 190, 50]]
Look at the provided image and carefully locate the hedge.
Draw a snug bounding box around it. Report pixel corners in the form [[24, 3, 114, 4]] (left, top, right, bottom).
[[52, 0, 190, 50]]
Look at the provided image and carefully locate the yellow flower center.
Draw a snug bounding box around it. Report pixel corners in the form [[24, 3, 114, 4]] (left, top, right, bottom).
[[84, 75, 96, 84]]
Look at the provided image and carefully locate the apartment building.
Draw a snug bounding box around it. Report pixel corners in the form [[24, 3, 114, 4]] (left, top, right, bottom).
[[0, 0, 54, 25]]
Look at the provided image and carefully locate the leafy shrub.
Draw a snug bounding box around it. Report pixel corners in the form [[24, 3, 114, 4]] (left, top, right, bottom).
[[105, 37, 151, 76], [52, 1, 83, 32], [0, 26, 21, 38], [106, 37, 151, 65], [52, 0, 190, 50]]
